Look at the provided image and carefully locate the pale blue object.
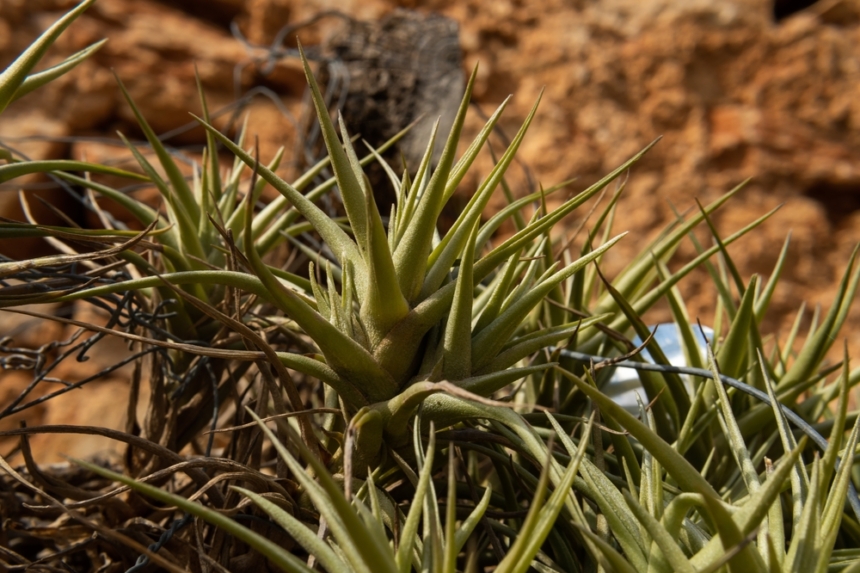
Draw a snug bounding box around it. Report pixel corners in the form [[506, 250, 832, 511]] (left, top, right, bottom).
[[606, 323, 714, 413]]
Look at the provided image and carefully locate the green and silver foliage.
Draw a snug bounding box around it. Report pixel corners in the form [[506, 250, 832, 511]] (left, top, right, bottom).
[[2, 1, 860, 572], [0, 0, 137, 181], [74, 409, 594, 573]]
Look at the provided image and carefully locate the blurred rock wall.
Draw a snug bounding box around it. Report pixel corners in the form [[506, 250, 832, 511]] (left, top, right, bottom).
[[1, 0, 859, 363]]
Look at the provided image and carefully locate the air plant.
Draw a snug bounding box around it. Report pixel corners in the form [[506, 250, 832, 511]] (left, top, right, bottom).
[[2, 1, 860, 572]]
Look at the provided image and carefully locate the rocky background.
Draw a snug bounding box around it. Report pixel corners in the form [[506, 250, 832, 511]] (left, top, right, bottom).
[[1, 0, 859, 460]]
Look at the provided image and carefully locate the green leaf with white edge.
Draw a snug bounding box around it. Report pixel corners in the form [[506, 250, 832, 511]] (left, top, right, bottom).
[[595, 268, 685, 432], [764, 461, 786, 570], [364, 141, 403, 203], [255, 126, 409, 253], [594, 180, 746, 315], [276, 352, 369, 407], [580, 459, 651, 570], [471, 234, 625, 371], [755, 233, 791, 322], [254, 410, 399, 573], [300, 44, 369, 252], [494, 446, 552, 573], [454, 486, 493, 553], [708, 346, 761, 495], [473, 250, 522, 334], [225, 148, 284, 241], [688, 437, 805, 571], [655, 259, 707, 370], [252, 154, 334, 241], [637, 394, 659, 530], [242, 190, 398, 403], [557, 367, 742, 519], [336, 115, 375, 236], [545, 413, 648, 571], [194, 70, 222, 205], [308, 262, 330, 319], [774, 302, 806, 378], [361, 472, 390, 540], [443, 448, 458, 573], [395, 157, 410, 212], [474, 141, 658, 289], [193, 115, 366, 287], [819, 349, 851, 500], [623, 489, 696, 573], [387, 201, 399, 254], [393, 66, 477, 302], [780, 245, 860, 390], [762, 365, 809, 526], [495, 414, 592, 573], [193, 156, 211, 244], [716, 274, 758, 380], [587, 206, 779, 351], [0, 159, 148, 184], [0, 0, 97, 113], [117, 132, 208, 270], [456, 363, 555, 396], [11, 39, 106, 103], [71, 458, 315, 573], [570, 523, 640, 573], [326, 260, 348, 334], [423, 93, 539, 299], [395, 121, 437, 242], [441, 221, 478, 380], [396, 424, 437, 573], [763, 536, 784, 573], [786, 457, 822, 572], [215, 119, 249, 217], [712, 382, 772, 563], [573, 187, 622, 298], [496, 236, 544, 314], [647, 288, 703, 393], [697, 198, 750, 299], [354, 498, 392, 563], [817, 419, 860, 573], [360, 154, 410, 347], [444, 95, 512, 204], [473, 183, 567, 254], [114, 76, 200, 228], [475, 317, 607, 376], [420, 429, 444, 570], [233, 486, 347, 573], [660, 493, 706, 540]]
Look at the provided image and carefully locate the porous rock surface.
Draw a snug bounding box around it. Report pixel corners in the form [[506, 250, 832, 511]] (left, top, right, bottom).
[[1, 0, 859, 459]]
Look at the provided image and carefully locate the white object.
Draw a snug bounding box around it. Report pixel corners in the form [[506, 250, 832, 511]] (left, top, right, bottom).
[[605, 323, 713, 413]]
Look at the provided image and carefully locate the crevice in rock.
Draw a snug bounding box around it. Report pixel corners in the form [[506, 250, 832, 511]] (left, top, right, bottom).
[[802, 180, 860, 227], [152, 0, 242, 30], [773, 0, 821, 22]]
